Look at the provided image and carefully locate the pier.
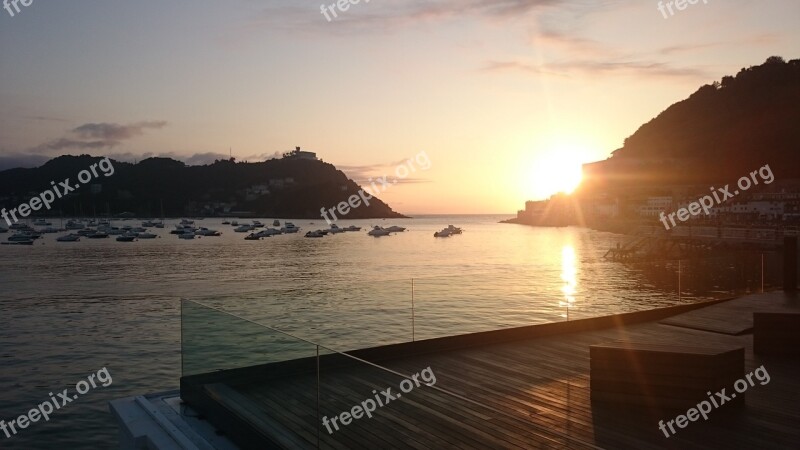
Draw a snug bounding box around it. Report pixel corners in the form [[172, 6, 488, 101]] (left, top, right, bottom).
[[165, 290, 800, 449]]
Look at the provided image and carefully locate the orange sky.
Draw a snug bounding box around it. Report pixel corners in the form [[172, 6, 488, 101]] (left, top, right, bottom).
[[1, 1, 798, 214]]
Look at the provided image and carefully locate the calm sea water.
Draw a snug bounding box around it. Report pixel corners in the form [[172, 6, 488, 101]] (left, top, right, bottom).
[[0, 215, 727, 449]]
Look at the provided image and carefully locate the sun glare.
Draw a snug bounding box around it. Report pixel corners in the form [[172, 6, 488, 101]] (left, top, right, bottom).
[[525, 142, 588, 199]]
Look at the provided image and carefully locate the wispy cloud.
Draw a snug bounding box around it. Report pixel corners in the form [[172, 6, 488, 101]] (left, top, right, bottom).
[[72, 121, 167, 141], [339, 160, 431, 186], [30, 120, 168, 153], [482, 58, 709, 80]]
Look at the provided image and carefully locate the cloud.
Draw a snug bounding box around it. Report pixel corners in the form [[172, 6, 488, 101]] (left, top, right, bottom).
[[72, 121, 167, 141], [482, 58, 710, 80], [30, 120, 168, 153], [245, 0, 576, 35], [339, 160, 432, 186]]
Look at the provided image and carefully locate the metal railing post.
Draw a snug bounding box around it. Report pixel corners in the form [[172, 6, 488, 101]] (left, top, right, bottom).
[[411, 278, 415, 342]]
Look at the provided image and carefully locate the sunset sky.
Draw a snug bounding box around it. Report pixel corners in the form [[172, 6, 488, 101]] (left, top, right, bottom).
[[1, 0, 798, 214]]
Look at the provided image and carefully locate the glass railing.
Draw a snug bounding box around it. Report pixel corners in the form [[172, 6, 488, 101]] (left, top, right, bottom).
[[180, 300, 595, 449], [188, 249, 791, 351]]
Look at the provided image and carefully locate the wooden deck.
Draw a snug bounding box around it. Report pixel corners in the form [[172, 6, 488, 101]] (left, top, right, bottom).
[[660, 290, 800, 335], [184, 292, 800, 449]]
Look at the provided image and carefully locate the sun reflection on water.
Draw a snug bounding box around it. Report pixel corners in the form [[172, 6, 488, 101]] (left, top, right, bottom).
[[560, 245, 577, 319]]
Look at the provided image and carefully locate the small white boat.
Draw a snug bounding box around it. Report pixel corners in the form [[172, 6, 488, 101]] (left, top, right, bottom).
[[385, 225, 406, 233], [368, 226, 391, 237], [2, 240, 33, 245], [8, 233, 36, 242], [234, 225, 253, 233], [259, 228, 283, 237], [56, 234, 81, 242], [281, 222, 300, 233], [445, 225, 463, 234], [64, 220, 83, 230], [196, 228, 221, 236], [328, 224, 346, 234], [252, 221, 264, 228]]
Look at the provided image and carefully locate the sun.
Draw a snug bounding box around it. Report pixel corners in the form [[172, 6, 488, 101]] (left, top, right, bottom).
[[525, 144, 587, 199]]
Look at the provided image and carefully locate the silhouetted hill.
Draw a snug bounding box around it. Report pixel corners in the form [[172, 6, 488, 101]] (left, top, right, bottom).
[[0, 155, 406, 219], [581, 56, 800, 193]]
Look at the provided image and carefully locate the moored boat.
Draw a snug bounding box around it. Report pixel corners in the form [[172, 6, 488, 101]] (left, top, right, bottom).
[[367, 226, 391, 237]]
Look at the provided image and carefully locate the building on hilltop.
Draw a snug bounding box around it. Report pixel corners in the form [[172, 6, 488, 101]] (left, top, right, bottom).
[[283, 146, 318, 160]]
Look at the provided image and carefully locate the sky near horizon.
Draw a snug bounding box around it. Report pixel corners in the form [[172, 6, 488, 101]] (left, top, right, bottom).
[[1, 1, 798, 214]]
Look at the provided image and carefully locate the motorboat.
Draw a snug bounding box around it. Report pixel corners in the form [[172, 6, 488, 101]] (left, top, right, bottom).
[[234, 225, 253, 233], [142, 220, 156, 227], [281, 222, 300, 233], [384, 225, 406, 233], [345, 225, 361, 232], [328, 224, 346, 234], [367, 226, 391, 237], [9, 223, 28, 230], [244, 233, 261, 241], [38, 227, 60, 234], [116, 234, 137, 242], [87, 231, 109, 239], [178, 232, 196, 240], [65, 220, 85, 230], [434, 228, 452, 238], [305, 230, 325, 238], [273, 219, 281, 227], [153, 221, 165, 229], [445, 225, 463, 234], [180, 219, 195, 225], [56, 234, 81, 242], [172, 224, 197, 234], [231, 221, 239, 226], [252, 220, 264, 228], [2, 240, 33, 245], [77, 229, 97, 237], [221, 220, 231, 225], [196, 228, 221, 237], [33, 219, 51, 226], [8, 233, 36, 242], [260, 227, 283, 237], [137, 232, 157, 239]]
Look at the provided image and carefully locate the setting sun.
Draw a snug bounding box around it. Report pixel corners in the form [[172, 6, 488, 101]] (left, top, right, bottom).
[[524, 141, 589, 200]]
